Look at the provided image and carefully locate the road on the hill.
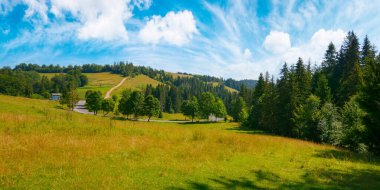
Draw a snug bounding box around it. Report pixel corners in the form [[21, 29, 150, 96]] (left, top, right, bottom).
[[104, 77, 127, 99]]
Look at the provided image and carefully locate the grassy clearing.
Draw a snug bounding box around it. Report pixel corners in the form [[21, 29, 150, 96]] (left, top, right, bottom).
[[0, 95, 379, 189], [77, 73, 125, 99], [167, 72, 193, 79], [40, 73, 63, 79], [209, 82, 238, 93], [39, 72, 125, 99], [110, 74, 162, 96]]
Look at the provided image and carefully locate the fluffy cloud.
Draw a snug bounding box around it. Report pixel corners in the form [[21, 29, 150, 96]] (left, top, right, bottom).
[[263, 31, 291, 54], [50, 0, 132, 42], [139, 10, 198, 46], [257, 29, 346, 77], [309, 29, 346, 51]]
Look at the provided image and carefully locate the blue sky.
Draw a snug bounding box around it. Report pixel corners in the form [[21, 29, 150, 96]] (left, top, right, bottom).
[[1, 0, 380, 79]]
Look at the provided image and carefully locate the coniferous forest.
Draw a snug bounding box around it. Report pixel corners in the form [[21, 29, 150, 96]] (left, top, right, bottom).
[[243, 31, 380, 155]]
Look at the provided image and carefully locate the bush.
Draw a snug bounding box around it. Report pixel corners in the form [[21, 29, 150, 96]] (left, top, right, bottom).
[[318, 103, 343, 145]]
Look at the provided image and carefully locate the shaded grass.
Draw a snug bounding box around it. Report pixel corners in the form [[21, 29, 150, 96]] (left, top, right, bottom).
[[0, 95, 379, 189]]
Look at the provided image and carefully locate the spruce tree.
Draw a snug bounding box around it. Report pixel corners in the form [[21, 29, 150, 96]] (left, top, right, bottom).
[[337, 31, 363, 106], [276, 63, 293, 135], [315, 73, 332, 104], [361, 35, 377, 66], [359, 57, 380, 154]]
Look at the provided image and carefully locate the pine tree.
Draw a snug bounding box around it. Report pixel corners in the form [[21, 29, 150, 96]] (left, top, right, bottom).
[[315, 73, 332, 104], [231, 97, 247, 122], [276, 63, 293, 135], [361, 35, 377, 66], [247, 73, 266, 129], [359, 56, 380, 154], [337, 31, 363, 106]]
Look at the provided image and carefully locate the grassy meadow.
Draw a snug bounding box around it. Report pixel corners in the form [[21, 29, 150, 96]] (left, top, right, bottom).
[[40, 72, 125, 99], [0, 95, 380, 189], [110, 74, 162, 96]]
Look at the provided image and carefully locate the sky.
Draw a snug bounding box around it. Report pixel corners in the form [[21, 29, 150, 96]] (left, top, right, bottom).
[[1, 0, 380, 80]]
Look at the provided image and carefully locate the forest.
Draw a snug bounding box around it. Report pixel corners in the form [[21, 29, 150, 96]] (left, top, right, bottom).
[[241, 31, 380, 155]]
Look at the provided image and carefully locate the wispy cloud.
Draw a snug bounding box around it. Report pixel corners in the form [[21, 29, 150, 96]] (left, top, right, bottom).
[[0, 0, 380, 80]]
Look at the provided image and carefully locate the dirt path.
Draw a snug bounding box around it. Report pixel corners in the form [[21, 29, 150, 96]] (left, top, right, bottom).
[[104, 77, 127, 99]]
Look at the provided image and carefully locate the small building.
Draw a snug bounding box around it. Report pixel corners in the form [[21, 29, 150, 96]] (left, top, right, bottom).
[[50, 93, 62, 101], [208, 114, 224, 122]]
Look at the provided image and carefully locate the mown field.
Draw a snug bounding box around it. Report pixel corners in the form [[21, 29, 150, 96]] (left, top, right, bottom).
[[0, 95, 379, 189]]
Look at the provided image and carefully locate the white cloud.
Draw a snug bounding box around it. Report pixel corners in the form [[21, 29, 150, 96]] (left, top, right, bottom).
[[24, 0, 48, 23], [257, 29, 346, 77], [50, 0, 132, 42], [263, 31, 291, 54], [139, 10, 198, 46], [133, 0, 152, 10], [243, 48, 252, 61], [309, 29, 346, 51]]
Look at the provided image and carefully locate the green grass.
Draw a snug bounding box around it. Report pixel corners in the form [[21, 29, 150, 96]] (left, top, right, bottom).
[[0, 95, 379, 189], [39, 72, 125, 99], [77, 72, 125, 99], [110, 74, 162, 96], [209, 82, 238, 93]]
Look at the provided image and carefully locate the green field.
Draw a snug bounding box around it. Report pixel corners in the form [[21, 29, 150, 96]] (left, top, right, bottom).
[[0, 95, 379, 189], [39, 72, 125, 99], [110, 74, 162, 96]]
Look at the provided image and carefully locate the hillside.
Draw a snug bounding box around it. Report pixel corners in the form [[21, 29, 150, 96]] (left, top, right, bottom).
[[110, 74, 162, 96], [0, 95, 379, 189]]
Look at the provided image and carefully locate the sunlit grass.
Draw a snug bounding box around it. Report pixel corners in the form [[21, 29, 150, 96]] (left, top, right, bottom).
[[110, 74, 162, 96], [0, 95, 379, 189]]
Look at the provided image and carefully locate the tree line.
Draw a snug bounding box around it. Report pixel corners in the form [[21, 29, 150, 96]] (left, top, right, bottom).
[[238, 31, 380, 155], [85, 89, 228, 122], [11, 62, 256, 93], [0, 68, 88, 101]]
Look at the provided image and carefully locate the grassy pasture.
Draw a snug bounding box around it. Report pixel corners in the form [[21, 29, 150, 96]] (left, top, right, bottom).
[[110, 74, 162, 96], [77, 72, 125, 99], [0, 95, 379, 189], [167, 72, 193, 79], [39, 72, 125, 99]]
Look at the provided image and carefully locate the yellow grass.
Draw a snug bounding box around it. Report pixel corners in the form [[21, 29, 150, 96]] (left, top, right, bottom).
[[167, 72, 193, 79], [0, 95, 379, 189], [40, 73, 63, 79], [209, 82, 239, 93], [110, 74, 162, 96]]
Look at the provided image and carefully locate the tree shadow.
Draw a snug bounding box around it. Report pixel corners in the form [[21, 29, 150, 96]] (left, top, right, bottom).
[[314, 149, 380, 166], [168, 168, 380, 190], [224, 126, 267, 135]]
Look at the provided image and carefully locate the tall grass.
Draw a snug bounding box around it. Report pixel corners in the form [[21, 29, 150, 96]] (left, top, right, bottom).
[[0, 95, 379, 189]]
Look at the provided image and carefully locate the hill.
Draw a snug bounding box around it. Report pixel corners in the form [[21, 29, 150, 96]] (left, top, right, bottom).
[[0, 95, 379, 189], [110, 74, 162, 96]]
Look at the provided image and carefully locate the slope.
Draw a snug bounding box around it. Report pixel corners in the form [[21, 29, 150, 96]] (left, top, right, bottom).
[[0, 95, 379, 189]]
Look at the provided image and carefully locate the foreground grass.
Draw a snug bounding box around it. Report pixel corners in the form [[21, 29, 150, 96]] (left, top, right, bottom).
[[0, 95, 379, 189]]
